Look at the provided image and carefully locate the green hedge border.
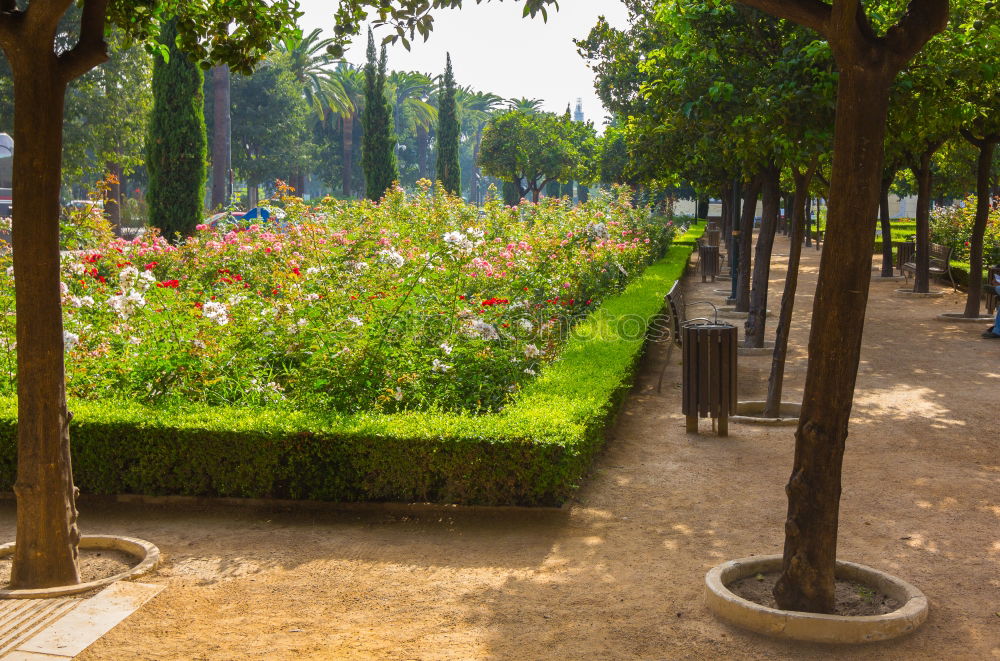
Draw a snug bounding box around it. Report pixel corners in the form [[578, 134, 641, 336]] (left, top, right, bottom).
[[0, 244, 694, 506]]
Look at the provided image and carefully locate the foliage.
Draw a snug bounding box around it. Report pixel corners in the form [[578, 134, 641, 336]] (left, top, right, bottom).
[[479, 110, 597, 202], [435, 54, 462, 195], [361, 31, 399, 201], [930, 195, 1000, 265], [145, 19, 207, 239], [230, 52, 315, 193]]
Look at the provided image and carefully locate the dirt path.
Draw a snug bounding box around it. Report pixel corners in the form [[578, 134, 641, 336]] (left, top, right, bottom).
[[3, 235, 998, 660]]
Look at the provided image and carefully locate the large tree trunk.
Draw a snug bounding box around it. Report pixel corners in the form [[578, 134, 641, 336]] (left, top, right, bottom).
[[745, 164, 780, 347], [962, 133, 997, 318], [210, 65, 231, 210], [736, 175, 762, 312], [9, 57, 81, 589], [469, 127, 484, 205], [342, 112, 355, 198], [911, 149, 936, 293], [772, 65, 893, 615], [878, 169, 896, 277], [764, 165, 814, 417], [104, 161, 121, 234]]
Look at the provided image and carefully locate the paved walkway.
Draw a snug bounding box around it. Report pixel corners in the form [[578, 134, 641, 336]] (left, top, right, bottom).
[[2, 234, 996, 660]]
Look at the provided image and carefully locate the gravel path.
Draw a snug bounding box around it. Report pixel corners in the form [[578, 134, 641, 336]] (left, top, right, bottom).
[[2, 234, 997, 660]]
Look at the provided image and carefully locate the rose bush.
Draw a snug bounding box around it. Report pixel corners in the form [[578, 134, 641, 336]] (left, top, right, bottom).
[[0, 183, 675, 415]]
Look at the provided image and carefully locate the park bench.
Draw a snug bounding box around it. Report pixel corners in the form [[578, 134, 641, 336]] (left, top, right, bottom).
[[656, 280, 718, 392], [901, 242, 956, 291], [985, 265, 1000, 316]]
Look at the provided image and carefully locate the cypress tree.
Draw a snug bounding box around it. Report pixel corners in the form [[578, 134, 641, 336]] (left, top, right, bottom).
[[435, 53, 461, 196], [146, 19, 207, 238], [361, 30, 398, 202]]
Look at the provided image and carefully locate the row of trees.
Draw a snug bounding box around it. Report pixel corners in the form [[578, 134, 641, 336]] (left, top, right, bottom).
[[579, 0, 994, 612]]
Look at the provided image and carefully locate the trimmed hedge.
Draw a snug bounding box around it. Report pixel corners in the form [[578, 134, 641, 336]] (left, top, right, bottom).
[[0, 245, 694, 506]]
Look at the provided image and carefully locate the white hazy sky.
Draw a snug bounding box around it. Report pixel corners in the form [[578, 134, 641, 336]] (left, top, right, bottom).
[[297, 1, 630, 127]]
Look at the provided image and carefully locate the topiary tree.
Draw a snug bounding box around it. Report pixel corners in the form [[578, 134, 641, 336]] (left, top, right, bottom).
[[435, 53, 461, 196], [361, 29, 398, 201], [145, 19, 207, 239]]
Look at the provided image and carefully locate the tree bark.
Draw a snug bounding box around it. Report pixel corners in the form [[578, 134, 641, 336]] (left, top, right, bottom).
[[878, 169, 896, 277], [103, 161, 121, 234], [772, 65, 893, 615], [8, 51, 82, 589], [736, 174, 762, 312], [961, 133, 997, 318], [911, 148, 937, 293], [764, 165, 814, 417], [745, 164, 780, 347], [210, 65, 231, 210], [804, 197, 812, 247], [416, 125, 428, 181], [342, 112, 355, 198]]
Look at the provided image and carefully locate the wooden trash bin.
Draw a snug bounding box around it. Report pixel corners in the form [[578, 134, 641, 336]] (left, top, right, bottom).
[[682, 321, 737, 436], [699, 244, 720, 282], [705, 221, 721, 247]]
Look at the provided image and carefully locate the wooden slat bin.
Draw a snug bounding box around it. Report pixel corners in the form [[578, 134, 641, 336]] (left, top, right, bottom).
[[699, 244, 720, 282], [682, 321, 737, 436]]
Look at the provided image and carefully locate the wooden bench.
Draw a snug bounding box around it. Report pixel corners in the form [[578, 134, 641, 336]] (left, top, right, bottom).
[[656, 281, 718, 392], [901, 242, 956, 291]]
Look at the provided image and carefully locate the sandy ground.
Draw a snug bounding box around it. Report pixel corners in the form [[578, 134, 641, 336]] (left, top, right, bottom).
[[2, 234, 998, 660]]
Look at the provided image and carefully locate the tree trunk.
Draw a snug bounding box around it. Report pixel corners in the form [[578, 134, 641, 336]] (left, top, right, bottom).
[[104, 161, 121, 234], [416, 125, 428, 181], [878, 170, 895, 277], [804, 197, 813, 247], [247, 178, 259, 208], [962, 134, 997, 318], [745, 164, 780, 347], [736, 175, 762, 312], [9, 58, 81, 589], [342, 112, 355, 198], [772, 66, 893, 615], [210, 65, 231, 210], [470, 126, 484, 205], [912, 150, 935, 293], [764, 165, 814, 417]]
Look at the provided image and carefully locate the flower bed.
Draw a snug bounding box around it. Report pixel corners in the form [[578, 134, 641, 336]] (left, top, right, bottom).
[[0, 186, 675, 416], [0, 244, 694, 505]]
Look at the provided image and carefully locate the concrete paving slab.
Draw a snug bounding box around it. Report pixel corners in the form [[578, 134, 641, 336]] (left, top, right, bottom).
[[13, 582, 163, 659]]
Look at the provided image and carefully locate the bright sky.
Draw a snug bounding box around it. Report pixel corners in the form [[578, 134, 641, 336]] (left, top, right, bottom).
[[297, 0, 630, 127]]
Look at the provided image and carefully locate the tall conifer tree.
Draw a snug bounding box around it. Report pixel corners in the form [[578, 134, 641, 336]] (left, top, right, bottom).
[[361, 29, 398, 201], [146, 19, 207, 238], [435, 53, 461, 196]]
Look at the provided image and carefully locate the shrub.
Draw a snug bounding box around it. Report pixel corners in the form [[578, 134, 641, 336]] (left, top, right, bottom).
[[930, 196, 1000, 265]]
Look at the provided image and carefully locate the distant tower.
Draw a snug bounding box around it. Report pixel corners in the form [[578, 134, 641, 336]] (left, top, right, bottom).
[[573, 98, 584, 123]]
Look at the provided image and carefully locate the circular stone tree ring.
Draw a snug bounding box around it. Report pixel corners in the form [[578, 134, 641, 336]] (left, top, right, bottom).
[[0, 535, 160, 599], [705, 555, 928, 643]]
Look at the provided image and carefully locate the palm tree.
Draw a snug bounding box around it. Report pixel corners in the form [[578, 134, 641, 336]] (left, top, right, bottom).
[[277, 28, 350, 119], [387, 71, 437, 179], [506, 97, 544, 113], [459, 88, 504, 204], [327, 62, 366, 197]]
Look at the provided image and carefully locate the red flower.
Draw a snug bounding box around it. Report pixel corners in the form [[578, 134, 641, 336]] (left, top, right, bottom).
[[144, 262, 158, 271], [291, 267, 301, 277], [84, 254, 101, 264], [156, 279, 180, 288]]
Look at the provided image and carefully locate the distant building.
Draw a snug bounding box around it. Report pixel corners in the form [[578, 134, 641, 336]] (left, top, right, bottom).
[[574, 98, 584, 123]]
